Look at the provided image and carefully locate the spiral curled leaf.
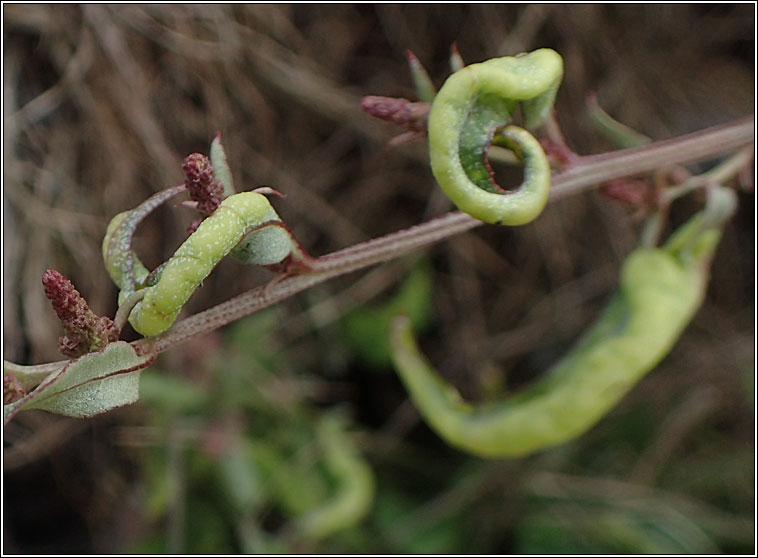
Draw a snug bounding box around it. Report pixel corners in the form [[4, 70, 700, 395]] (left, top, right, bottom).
[[428, 48, 563, 225]]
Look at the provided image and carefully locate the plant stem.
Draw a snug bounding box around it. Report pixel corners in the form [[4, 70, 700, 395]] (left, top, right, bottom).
[[139, 115, 754, 355], [549, 115, 753, 201], [4, 116, 753, 378], [664, 146, 754, 202]]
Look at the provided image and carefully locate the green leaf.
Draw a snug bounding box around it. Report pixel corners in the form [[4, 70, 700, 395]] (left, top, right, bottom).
[[374, 489, 465, 553], [4, 341, 154, 423], [342, 260, 433, 369], [250, 437, 329, 516], [138, 369, 208, 412], [406, 50, 436, 104], [586, 93, 651, 149], [102, 186, 184, 300], [210, 133, 235, 197], [184, 497, 237, 553], [516, 505, 720, 554], [228, 201, 293, 266], [216, 438, 267, 515], [294, 415, 376, 541]]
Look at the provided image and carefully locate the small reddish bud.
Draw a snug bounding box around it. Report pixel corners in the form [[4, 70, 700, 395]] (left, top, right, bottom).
[[182, 153, 224, 216], [405, 49, 420, 64], [449, 42, 465, 72], [360, 96, 429, 134], [601, 179, 660, 209], [42, 269, 119, 357], [405, 49, 437, 103]]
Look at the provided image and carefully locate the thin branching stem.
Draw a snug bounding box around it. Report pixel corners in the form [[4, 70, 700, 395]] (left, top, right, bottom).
[[5, 116, 753, 380], [548, 115, 753, 201], [138, 115, 754, 355], [663, 146, 754, 202]]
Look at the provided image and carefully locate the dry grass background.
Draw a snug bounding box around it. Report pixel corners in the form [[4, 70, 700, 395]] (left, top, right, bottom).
[[3, 4, 754, 553]]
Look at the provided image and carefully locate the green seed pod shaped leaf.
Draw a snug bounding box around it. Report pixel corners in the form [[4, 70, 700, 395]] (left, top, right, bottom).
[[129, 191, 292, 337], [390, 201, 727, 458]]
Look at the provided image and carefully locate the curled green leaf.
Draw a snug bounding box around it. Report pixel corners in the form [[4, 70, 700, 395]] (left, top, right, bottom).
[[428, 48, 563, 225], [102, 185, 186, 301], [128, 191, 293, 337], [389, 199, 728, 457]]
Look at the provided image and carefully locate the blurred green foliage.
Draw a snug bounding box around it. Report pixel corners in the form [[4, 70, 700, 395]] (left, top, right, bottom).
[[342, 259, 434, 369], [131, 308, 377, 553], [121, 271, 753, 554]]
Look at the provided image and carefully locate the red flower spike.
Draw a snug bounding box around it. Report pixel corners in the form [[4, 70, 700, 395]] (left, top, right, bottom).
[[360, 96, 429, 134], [42, 269, 120, 357], [182, 153, 224, 216]]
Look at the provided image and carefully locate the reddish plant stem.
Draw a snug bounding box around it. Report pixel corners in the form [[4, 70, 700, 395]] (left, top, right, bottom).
[[138, 116, 754, 355], [550, 115, 753, 200], [5, 116, 753, 378]]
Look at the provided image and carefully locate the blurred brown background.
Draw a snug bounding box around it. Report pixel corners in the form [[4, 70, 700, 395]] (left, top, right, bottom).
[[3, 4, 754, 554]]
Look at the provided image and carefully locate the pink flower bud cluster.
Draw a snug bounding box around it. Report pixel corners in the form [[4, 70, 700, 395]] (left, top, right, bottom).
[[183, 153, 224, 216], [42, 269, 119, 357]]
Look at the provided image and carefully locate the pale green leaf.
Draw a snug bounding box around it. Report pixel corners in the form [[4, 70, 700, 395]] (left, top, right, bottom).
[[210, 133, 235, 197], [4, 341, 154, 423]]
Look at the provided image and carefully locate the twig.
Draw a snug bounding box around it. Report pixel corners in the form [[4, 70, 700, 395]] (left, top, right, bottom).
[[5, 116, 753, 380], [139, 116, 754, 355]]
